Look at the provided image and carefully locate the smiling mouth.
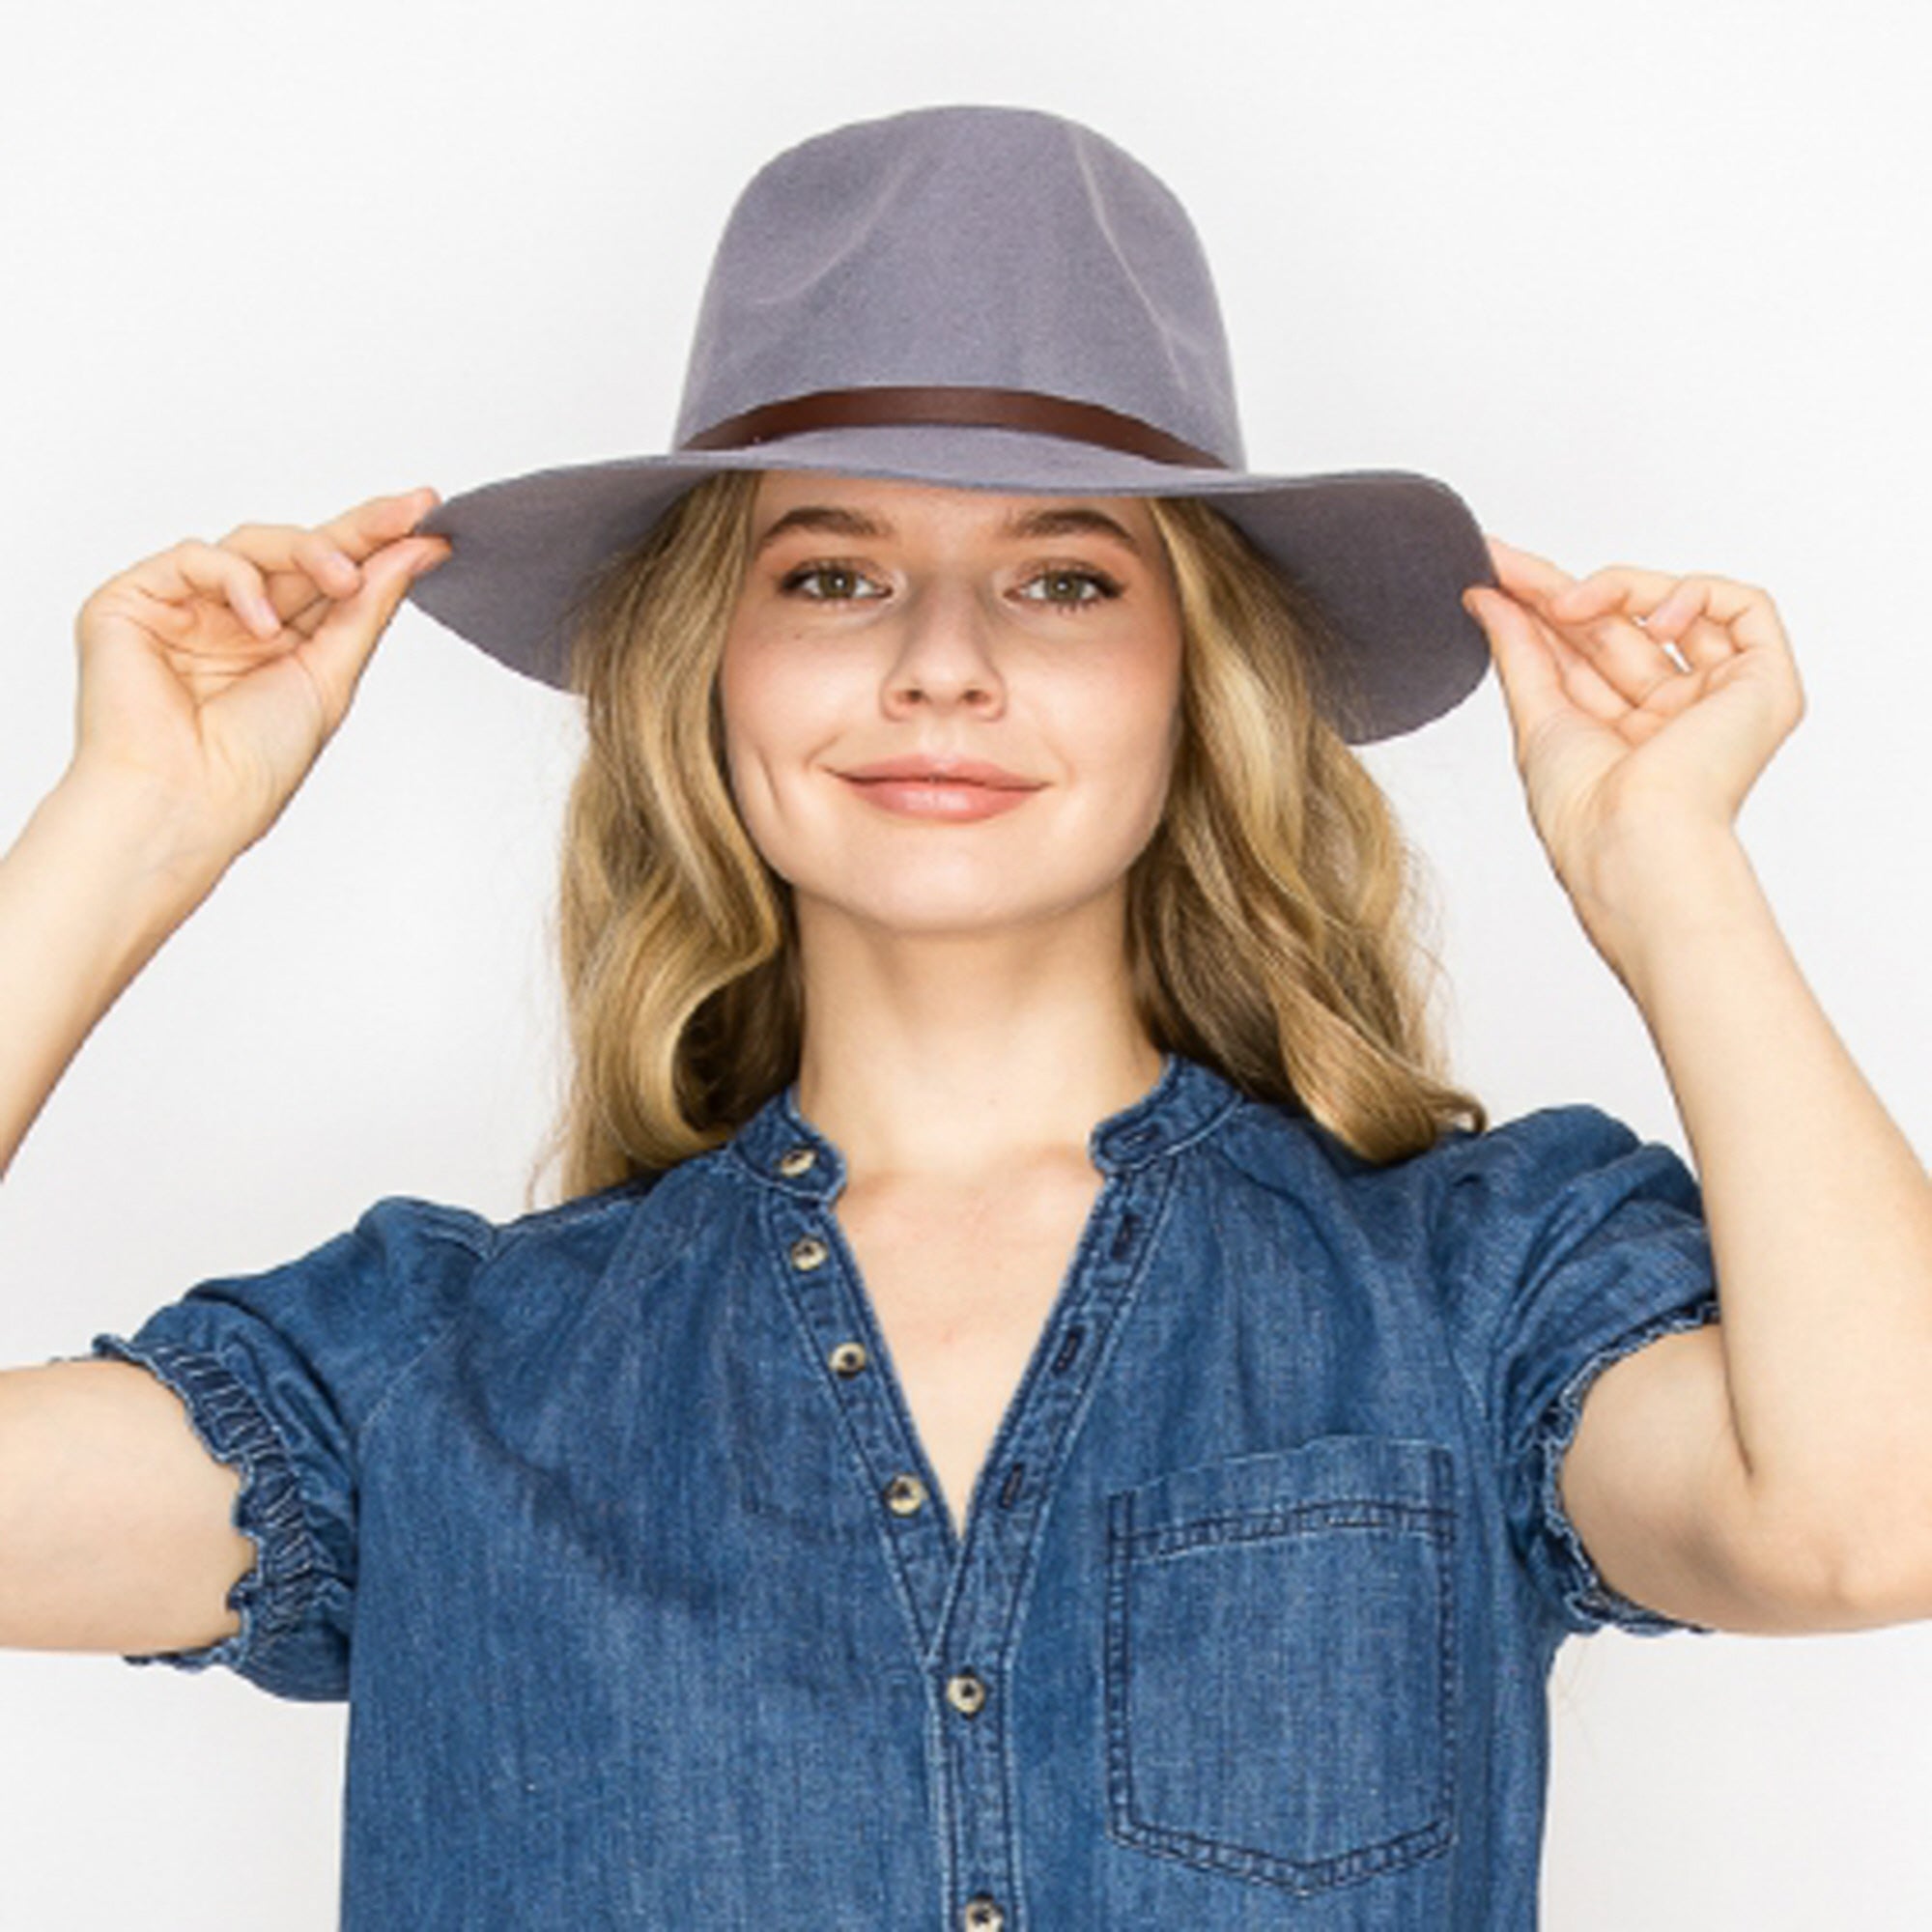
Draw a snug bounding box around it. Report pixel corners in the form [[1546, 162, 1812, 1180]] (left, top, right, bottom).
[[840, 775, 1041, 792], [836, 772, 1041, 819]]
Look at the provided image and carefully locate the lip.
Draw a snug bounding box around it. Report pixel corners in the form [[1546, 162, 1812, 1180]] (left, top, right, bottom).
[[837, 755, 1043, 789], [837, 774, 1040, 821]]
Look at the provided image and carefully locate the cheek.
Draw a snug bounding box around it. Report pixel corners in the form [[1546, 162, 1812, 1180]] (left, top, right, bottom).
[[1063, 642, 1182, 808], [719, 629, 813, 771], [715, 630, 853, 848]]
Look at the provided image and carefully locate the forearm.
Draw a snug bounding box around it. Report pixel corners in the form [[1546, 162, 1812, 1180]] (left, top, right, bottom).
[[1591, 826, 1932, 1564], [0, 761, 229, 1181]]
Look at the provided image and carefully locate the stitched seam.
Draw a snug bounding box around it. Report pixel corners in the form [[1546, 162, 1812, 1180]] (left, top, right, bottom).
[[1103, 1479, 1456, 1892], [1123, 1500, 1453, 1560], [1536, 1291, 1723, 1635], [89, 1333, 325, 1670], [354, 1224, 499, 1455]]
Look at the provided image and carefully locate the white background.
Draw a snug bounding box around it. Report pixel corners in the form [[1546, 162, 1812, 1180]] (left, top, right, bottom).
[[2, 1, 1928, 1925]]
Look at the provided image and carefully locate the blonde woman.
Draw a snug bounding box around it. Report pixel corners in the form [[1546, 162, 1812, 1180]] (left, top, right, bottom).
[[3, 105, 1928, 1930]]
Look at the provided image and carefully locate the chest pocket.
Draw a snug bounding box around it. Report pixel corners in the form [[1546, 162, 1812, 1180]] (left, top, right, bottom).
[[1103, 1434, 1458, 1895]]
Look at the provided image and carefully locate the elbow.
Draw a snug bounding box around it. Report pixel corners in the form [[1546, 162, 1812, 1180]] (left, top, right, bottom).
[[1833, 1545, 1932, 1633], [1774, 1484, 1932, 1632]]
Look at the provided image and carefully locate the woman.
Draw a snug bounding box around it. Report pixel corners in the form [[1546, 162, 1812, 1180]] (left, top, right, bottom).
[[2, 104, 1927, 1930]]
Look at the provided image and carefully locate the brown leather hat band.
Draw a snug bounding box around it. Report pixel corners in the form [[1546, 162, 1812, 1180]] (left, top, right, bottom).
[[677, 384, 1228, 470]]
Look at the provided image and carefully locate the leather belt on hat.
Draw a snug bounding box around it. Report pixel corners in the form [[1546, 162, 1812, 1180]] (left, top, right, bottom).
[[677, 384, 1228, 469]]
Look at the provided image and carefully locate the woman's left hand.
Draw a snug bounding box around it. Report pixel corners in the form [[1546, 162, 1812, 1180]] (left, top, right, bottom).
[[1463, 536, 1806, 899]]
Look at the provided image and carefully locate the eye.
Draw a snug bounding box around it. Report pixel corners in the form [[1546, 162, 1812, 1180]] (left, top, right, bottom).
[[1014, 568, 1123, 611], [778, 561, 887, 603], [774, 560, 1124, 612]]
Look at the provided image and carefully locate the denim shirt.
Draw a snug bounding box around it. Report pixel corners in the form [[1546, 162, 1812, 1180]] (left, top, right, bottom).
[[90, 1052, 1721, 1929]]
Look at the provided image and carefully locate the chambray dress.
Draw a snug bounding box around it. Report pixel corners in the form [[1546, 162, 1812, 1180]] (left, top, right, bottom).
[[91, 1051, 1721, 1929]]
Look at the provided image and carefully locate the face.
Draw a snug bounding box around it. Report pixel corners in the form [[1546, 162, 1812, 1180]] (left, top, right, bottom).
[[717, 469, 1185, 941]]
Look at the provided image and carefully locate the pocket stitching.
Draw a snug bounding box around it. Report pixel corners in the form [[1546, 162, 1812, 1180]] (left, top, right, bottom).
[[1103, 1443, 1458, 1895]]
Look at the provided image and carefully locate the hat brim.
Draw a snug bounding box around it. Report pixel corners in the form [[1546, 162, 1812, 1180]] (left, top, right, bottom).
[[404, 425, 1498, 745]]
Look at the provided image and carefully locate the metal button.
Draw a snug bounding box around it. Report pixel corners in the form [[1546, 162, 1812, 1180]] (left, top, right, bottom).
[[828, 1340, 868, 1377], [788, 1235, 829, 1270], [945, 1670, 987, 1717], [777, 1145, 816, 1177], [961, 1897, 1004, 1931], [883, 1473, 927, 1516]]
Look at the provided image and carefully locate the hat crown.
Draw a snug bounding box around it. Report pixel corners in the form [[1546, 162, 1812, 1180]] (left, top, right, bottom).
[[671, 104, 1246, 468]]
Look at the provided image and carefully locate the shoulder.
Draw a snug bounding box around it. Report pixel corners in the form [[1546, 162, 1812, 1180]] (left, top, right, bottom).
[[1200, 1091, 1697, 1252], [1199, 1090, 1480, 1218], [184, 1159, 715, 1348], [448, 1151, 741, 1303], [1428, 1101, 1704, 1247]]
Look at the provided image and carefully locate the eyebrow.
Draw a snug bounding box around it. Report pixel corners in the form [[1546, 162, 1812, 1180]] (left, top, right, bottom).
[[751, 501, 1147, 561]]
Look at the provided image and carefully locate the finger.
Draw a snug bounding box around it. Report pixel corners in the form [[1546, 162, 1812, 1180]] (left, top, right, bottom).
[[1535, 607, 1649, 724], [218, 487, 440, 563], [1467, 586, 1570, 756], [1485, 534, 1583, 602], [290, 534, 440, 724], [225, 485, 441, 558], [1470, 584, 1630, 744], [198, 529, 350, 635], [216, 490, 443, 618], [277, 534, 446, 643], [1551, 563, 1762, 627], [312, 487, 445, 560], [1493, 581, 1697, 727], [1474, 586, 1685, 761], [1494, 544, 1718, 693], [127, 538, 283, 639], [1633, 575, 1791, 675], [1549, 567, 1769, 672], [1553, 607, 1709, 721], [1547, 570, 1720, 665], [1554, 596, 1706, 707], [1523, 580, 1693, 703], [1488, 535, 1687, 671]]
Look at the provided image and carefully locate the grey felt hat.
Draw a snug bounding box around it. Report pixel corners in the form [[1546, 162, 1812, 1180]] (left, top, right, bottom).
[[405, 102, 1497, 744]]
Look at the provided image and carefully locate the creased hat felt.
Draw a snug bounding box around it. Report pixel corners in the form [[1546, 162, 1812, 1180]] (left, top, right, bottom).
[[405, 102, 1497, 745]]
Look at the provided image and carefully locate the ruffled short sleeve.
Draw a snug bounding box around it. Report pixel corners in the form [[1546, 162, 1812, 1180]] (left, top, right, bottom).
[[84, 1195, 497, 1700], [1433, 1103, 1724, 1639]]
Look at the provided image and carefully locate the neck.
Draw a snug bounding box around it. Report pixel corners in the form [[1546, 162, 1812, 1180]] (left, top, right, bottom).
[[790, 897, 1165, 1193]]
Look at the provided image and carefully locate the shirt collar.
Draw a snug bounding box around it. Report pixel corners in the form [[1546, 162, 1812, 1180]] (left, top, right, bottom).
[[726, 1050, 1250, 1204]]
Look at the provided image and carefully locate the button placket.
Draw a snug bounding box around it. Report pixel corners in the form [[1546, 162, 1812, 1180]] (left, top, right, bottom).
[[732, 1058, 1226, 1931], [933, 1171, 1168, 1932], [764, 1180, 958, 1653]]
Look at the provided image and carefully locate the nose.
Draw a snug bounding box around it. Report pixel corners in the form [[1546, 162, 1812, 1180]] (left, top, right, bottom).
[[880, 578, 1006, 714]]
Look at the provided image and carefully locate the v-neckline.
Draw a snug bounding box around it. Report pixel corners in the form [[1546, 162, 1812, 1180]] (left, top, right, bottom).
[[828, 1163, 1112, 1548]]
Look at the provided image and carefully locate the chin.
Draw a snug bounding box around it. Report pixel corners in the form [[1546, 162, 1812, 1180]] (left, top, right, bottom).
[[799, 867, 1118, 939]]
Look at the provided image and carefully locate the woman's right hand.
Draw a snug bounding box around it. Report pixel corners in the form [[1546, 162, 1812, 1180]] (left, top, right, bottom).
[[69, 487, 452, 863]]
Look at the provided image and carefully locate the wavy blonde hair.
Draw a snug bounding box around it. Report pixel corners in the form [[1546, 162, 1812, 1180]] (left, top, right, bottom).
[[525, 469, 1486, 1207]]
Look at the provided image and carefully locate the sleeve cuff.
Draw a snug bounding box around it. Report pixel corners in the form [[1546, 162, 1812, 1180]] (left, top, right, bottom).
[[1532, 1289, 1725, 1637], [89, 1332, 325, 1676]]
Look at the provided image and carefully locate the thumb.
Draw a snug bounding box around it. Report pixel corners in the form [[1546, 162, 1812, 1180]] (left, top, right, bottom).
[[297, 539, 446, 727], [1465, 585, 1568, 766]]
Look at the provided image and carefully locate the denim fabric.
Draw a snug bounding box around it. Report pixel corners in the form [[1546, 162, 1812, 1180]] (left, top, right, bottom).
[[89, 1052, 1721, 1929]]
